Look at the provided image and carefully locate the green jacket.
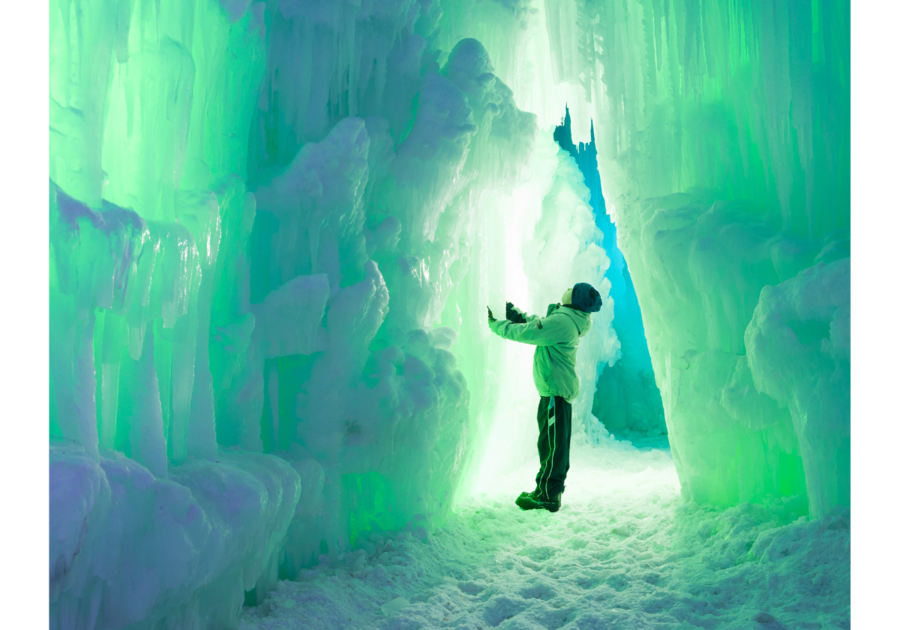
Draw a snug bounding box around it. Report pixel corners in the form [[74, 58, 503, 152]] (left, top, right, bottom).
[[489, 304, 592, 402]]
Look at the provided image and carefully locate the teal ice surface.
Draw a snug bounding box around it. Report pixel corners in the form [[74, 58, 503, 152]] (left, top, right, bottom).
[[554, 110, 667, 440], [238, 443, 849, 630]]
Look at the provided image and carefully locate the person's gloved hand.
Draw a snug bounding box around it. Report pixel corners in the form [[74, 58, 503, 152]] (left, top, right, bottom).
[[487, 306, 496, 323], [506, 302, 527, 324]]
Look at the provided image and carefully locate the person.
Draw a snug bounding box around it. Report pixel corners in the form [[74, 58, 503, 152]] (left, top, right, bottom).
[[487, 283, 603, 513]]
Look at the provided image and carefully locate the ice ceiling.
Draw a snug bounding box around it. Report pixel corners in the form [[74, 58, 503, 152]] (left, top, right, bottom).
[[49, 1, 849, 628]]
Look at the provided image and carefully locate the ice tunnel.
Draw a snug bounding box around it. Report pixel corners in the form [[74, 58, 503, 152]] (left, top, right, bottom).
[[49, 1, 850, 628]]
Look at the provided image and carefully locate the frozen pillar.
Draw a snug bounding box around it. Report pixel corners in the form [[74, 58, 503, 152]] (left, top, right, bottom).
[[49, 299, 100, 460], [119, 326, 168, 478]]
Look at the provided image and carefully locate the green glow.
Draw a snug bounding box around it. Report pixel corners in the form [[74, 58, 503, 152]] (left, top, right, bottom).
[[342, 472, 409, 547]]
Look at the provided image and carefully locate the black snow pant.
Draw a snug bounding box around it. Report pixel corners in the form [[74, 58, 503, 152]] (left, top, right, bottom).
[[534, 396, 573, 499]]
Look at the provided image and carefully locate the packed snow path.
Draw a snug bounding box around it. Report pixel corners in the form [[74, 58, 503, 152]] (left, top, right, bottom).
[[239, 443, 849, 630]]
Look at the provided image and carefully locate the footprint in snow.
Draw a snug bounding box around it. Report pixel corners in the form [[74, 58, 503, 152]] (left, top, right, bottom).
[[516, 545, 558, 562]]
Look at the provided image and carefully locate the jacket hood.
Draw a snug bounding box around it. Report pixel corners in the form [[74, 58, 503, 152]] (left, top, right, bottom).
[[559, 306, 592, 337]]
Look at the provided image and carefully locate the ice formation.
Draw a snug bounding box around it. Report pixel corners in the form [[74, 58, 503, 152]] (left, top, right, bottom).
[[554, 109, 666, 439], [49, 0, 849, 628]]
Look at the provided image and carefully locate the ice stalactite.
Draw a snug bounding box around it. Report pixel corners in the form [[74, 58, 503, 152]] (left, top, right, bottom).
[[49, 2, 297, 628]]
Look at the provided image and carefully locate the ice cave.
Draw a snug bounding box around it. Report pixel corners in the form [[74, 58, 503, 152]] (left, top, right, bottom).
[[48, 0, 850, 628]]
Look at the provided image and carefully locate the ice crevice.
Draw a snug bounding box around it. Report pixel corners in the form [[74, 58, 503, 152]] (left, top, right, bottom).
[[49, 0, 849, 628]]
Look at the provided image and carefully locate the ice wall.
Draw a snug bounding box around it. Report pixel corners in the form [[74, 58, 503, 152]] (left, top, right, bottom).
[[49, 1, 621, 627], [49, 3, 292, 627], [531, 0, 850, 515]]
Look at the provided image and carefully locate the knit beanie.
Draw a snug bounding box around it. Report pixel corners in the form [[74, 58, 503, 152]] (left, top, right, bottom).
[[571, 282, 602, 313]]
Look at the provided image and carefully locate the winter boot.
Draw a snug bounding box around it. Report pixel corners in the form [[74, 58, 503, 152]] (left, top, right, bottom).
[[515, 490, 562, 513]]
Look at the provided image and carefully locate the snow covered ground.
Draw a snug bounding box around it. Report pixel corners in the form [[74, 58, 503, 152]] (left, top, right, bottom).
[[239, 441, 849, 630]]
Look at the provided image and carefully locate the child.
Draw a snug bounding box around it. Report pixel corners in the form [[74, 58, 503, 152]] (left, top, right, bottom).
[[487, 283, 603, 512]]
